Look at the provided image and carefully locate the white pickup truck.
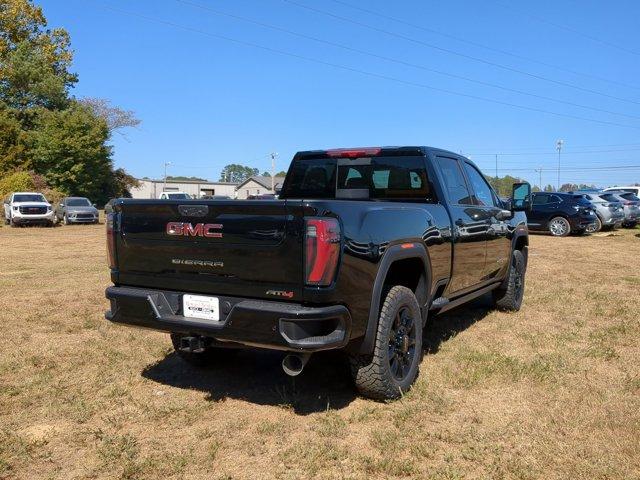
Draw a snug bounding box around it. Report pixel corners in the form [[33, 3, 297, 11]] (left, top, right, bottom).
[[3, 192, 55, 227]]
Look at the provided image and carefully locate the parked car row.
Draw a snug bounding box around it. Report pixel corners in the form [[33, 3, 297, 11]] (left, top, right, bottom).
[[3, 192, 99, 227], [524, 187, 639, 237]]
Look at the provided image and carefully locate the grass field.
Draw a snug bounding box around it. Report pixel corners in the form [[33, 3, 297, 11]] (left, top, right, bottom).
[[0, 223, 639, 479]]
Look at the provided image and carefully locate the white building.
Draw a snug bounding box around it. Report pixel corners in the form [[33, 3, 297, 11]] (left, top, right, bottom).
[[235, 176, 286, 199], [131, 178, 239, 199]]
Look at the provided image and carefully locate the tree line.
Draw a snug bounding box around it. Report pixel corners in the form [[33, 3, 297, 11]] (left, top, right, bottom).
[[0, 0, 139, 205]]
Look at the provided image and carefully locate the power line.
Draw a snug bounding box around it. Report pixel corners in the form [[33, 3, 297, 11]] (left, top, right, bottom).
[[175, 0, 640, 121], [94, 3, 640, 131], [284, 0, 640, 106], [493, 1, 640, 58], [469, 147, 640, 156], [464, 142, 640, 153], [328, 0, 640, 91], [474, 165, 640, 172]]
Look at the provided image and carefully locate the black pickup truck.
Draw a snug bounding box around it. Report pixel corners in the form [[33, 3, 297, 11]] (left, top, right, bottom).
[[105, 147, 531, 400]]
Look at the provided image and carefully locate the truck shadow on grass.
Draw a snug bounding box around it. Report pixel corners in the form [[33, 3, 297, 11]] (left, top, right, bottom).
[[141, 294, 493, 414]]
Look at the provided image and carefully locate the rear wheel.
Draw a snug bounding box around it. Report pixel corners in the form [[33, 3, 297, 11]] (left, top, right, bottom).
[[548, 217, 570, 237], [492, 250, 526, 311], [349, 286, 422, 400], [170, 333, 238, 367], [586, 216, 602, 234]]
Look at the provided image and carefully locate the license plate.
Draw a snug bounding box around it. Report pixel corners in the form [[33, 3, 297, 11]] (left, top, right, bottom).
[[183, 294, 220, 321]]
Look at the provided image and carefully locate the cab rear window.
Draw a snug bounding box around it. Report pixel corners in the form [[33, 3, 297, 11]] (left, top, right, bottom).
[[281, 156, 434, 201]]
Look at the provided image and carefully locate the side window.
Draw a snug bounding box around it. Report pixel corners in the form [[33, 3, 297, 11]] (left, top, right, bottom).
[[550, 195, 562, 203], [533, 194, 549, 205], [436, 157, 473, 205], [462, 162, 497, 207]]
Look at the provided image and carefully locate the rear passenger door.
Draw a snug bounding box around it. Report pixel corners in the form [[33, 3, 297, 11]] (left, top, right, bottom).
[[528, 194, 548, 228], [461, 161, 511, 281], [434, 156, 487, 294], [530, 194, 560, 229]]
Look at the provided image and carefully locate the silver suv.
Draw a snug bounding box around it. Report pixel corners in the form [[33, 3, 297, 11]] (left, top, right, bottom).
[[605, 190, 640, 227], [582, 192, 625, 232]]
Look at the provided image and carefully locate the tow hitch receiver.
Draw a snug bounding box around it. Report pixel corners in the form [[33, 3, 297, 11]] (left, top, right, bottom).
[[179, 336, 205, 353]]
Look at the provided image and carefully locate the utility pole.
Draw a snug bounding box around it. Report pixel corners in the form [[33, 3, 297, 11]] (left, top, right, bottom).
[[556, 139, 563, 191], [163, 161, 171, 192], [495, 154, 498, 179], [535, 167, 543, 190], [270, 152, 278, 192]]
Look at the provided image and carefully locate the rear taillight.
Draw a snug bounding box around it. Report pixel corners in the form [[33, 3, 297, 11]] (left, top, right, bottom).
[[305, 218, 341, 286], [106, 212, 116, 269]]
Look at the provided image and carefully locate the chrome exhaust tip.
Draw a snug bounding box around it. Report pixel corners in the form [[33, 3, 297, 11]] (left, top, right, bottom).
[[282, 353, 311, 377]]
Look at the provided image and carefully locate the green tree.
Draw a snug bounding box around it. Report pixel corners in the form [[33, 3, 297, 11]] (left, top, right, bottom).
[[261, 170, 287, 178], [166, 175, 208, 182], [0, 0, 139, 201], [0, 104, 28, 173], [559, 183, 579, 192], [102, 167, 139, 200], [219, 164, 259, 183], [543, 184, 554, 192], [486, 175, 526, 197], [30, 102, 112, 201], [0, 170, 33, 197]]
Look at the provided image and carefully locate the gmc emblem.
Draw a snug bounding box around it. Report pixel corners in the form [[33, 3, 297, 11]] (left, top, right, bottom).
[[166, 222, 223, 238]]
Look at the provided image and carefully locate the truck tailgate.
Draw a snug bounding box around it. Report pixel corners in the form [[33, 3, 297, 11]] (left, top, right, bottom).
[[114, 200, 304, 300]]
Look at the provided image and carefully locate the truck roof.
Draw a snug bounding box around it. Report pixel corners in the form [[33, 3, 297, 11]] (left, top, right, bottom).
[[293, 146, 464, 160]]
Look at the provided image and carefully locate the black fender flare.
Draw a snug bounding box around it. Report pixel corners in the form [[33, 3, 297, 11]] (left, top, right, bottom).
[[358, 243, 432, 354]]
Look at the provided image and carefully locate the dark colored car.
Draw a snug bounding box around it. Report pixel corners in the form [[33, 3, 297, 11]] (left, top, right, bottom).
[[104, 146, 530, 400], [528, 192, 597, 236], [55, 197, 99, 224]]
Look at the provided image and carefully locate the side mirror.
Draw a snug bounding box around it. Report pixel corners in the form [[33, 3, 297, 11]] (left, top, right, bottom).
[[92, 203, 97, 207], [511, 182, 531, 212]]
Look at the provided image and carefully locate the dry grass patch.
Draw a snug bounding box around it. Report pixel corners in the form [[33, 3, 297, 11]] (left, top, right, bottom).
[[0, 224, 639, 479]]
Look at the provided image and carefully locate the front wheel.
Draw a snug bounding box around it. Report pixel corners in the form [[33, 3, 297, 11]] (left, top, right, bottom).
[[63, 214, 70, 225], [548, 216, 571, 237], [349, 286, 423, 400], [493, 250, 526, 311]]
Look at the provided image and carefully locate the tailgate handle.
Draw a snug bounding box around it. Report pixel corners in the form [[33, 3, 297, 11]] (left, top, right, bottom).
[[178, 205, 208, 217]]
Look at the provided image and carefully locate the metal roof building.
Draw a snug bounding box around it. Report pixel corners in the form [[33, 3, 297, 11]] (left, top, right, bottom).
[[130, 179, 239, 199]]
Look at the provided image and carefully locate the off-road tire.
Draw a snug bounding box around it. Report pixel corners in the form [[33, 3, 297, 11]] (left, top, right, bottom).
[[63, 214, 69, 225], [492, 249, 526, 311], [170, 333, 237, 367], [349, 286, 422, 401]]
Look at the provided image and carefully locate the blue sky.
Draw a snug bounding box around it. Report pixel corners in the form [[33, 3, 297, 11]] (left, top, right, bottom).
[[40, 0, 640, 188]]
